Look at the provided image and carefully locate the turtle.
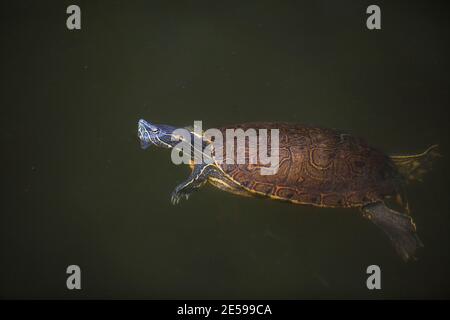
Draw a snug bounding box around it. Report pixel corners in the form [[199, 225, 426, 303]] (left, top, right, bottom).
[[137, 119, 439, 261]]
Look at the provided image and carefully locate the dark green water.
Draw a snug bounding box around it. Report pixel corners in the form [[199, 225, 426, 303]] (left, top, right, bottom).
[[1, 0, 450, 299]]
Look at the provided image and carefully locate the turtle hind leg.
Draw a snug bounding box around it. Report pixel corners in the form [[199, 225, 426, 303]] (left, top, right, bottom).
[[362, 202, 423, 262], [390, 144, 440, 183]]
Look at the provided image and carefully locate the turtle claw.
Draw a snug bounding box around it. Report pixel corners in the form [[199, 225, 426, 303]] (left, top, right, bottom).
[[170, 189, 191, 205]]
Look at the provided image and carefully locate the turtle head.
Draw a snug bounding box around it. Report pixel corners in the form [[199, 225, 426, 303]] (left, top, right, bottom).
[[138, 119, 181, 149]]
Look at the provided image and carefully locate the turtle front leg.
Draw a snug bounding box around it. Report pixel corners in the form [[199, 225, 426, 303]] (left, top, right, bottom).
[[171, 164, 215, 205]]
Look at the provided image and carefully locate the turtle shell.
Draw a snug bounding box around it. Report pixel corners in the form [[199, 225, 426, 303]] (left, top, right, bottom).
[[215, 122, 401, 208]]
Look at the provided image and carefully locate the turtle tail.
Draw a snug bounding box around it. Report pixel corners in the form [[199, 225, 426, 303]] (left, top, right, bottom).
[[390, 145, 440, 182]]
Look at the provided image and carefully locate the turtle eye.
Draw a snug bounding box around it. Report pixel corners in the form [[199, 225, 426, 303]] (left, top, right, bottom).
[[150, 127, 159, 134]]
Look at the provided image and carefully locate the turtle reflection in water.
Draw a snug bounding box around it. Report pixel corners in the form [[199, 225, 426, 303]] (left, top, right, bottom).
[[137, 120, 439, 261]]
